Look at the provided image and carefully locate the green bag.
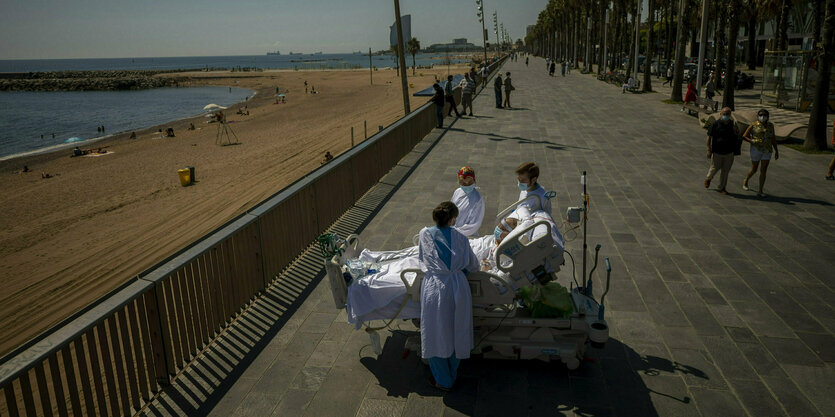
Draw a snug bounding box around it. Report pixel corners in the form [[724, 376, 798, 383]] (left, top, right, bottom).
[[519, 282, 573, 318]]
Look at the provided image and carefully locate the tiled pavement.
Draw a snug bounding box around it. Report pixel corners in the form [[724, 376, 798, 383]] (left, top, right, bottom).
[[140, 57, 835, 417]]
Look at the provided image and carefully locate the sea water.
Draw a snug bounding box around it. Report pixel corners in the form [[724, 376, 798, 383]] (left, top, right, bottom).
[[0, 53, 468, 72], [0, 86, 251, 159]]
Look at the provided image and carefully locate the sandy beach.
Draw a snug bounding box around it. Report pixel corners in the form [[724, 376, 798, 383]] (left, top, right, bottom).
[[0, 65, 470, 356]]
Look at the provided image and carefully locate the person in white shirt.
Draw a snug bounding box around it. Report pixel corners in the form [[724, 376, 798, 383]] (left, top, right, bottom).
[[451, 166, 484, 237]]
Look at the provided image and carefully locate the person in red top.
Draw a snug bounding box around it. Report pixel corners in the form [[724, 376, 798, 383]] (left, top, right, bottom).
[[680, 79, 697, 111], [827, 119, 835, 180]]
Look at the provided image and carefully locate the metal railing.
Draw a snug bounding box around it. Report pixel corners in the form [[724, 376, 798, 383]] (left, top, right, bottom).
[[0, 56, 506, 416]]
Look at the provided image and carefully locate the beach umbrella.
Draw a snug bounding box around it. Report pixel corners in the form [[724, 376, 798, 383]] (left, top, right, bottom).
[[203, 104, 227, 111]]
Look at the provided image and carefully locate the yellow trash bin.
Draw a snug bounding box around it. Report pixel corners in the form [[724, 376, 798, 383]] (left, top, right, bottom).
[[178, 168, 192, 186]]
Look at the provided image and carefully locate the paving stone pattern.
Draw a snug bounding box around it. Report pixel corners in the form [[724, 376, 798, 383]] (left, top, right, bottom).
[[140, 57, 835, 417]]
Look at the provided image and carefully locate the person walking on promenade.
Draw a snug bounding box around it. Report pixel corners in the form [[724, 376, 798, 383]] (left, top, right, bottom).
[[445, 75, 462, 117], [525, 56, 529, 66], [432, 83, 445, 128], [742, 109, 779, 197], [560, 59, 566, 77], [469, 67, 477, 86], [459, 73, 476, 116], [502, 72, 514, 109], [663, 66, 673, 86], [704, 107, 739, 194], [549, 61, 556, 77], [494, 73, 503, 108], [681, 80, 697, 111], [567, 60, 572, 74], [546, 57, 551, 72], [480, 65, 489, 89], [705, 76, 716, 100]]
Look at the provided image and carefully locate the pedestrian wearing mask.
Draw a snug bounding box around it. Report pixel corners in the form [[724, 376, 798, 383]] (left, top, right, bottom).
[[704, 107, 739, 194], [742, 109, 779, 197]]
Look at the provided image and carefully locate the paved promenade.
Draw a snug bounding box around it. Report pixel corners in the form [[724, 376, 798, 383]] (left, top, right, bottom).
[[141, 57, 835, 417]]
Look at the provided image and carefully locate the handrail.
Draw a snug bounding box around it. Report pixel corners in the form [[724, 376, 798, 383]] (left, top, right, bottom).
[[0, 54, 507, 416]]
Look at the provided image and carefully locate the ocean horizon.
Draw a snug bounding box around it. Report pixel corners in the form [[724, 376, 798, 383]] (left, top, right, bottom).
[[0, 52, 470, 73]]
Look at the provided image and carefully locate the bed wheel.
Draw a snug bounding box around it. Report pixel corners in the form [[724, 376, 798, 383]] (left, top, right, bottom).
[[563, 356, 580, 370]]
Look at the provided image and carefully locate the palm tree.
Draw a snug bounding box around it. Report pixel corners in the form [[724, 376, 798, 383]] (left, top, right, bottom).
[[671, 0, 691, 101], [805, 0, 835, 150], [407, 38, 421, 75], [644, 0, 656, 92], [723, 0, 741, 109]]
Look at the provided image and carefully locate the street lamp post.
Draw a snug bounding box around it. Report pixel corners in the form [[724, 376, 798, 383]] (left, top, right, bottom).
[[585, 16, 591, 72], [476, 0, 488, 64], [393, 0, 410, 115]]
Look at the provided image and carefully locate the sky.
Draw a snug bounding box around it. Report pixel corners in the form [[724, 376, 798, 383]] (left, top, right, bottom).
[[0, 0, 548, 60]]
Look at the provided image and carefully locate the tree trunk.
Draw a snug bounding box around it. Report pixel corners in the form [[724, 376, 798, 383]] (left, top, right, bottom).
[[644, 0, 656, 91], [805, 0, 835, 150], [747, 12, 757, 70], [598, 0, 607, 74], [723, 0, 740, 109], [627, 1, 638, 79], [666, 0, 674, 61], [776, 0, 792, 51], [672, 0, 690, 101], [813, 0, 823, 49], [690, 29, 698, 57]]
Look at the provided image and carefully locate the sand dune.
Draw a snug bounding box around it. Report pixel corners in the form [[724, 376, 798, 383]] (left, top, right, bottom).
[[0, 66, 468, 356]]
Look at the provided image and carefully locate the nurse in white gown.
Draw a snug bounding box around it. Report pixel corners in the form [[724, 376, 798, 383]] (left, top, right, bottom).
[[419, 201, 479, 391], [451, 166, 485, 237]]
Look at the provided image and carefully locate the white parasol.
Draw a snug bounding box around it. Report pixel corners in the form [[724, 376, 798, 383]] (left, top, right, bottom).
[[203, 104, 227, 111]]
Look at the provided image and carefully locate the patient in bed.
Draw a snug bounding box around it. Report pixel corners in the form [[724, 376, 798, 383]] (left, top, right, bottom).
[[346, 209, 564, 327]]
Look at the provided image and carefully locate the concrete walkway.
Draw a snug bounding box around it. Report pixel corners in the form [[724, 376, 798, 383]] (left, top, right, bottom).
[[141, 56, 835, 417]]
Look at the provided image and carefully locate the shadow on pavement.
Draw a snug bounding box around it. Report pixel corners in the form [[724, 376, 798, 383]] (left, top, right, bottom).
[[447, 128, 592, 151], [728, 192, 834, 206], [362, 332, 706, 416]]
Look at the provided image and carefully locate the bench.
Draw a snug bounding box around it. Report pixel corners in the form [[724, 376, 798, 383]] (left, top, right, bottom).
[[684, 96, 718, 116]]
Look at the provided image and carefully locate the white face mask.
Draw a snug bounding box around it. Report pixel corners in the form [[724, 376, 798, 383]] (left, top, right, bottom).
[[758, 116, 767, 122]]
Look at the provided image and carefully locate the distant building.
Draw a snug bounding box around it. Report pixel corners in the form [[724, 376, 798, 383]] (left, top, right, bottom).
[[426, 39, 481, 53], [389, 15, 411, 51]]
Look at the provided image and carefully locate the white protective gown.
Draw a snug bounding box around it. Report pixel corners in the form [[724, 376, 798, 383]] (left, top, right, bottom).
[[452, 187, 485, 237], [418, 226, 479, 359], [519, 184, 552, 214]]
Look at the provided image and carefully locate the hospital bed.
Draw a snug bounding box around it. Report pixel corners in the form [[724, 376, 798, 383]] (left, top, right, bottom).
[[323, 192, 612, 370]]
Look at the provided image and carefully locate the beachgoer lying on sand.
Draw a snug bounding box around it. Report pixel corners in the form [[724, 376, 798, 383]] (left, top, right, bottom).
[[320, 151, 334, 164], [129, 132, 137, 139], [165, 128, 175, 137], [188, 123, 195, 130], [41, 172, 52, 179], [22, 165, 30, 173], [72, 146, 84, 157]]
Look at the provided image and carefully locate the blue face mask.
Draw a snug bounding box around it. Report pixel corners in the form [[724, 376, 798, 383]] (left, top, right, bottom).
[[721, 115, 731, 121], [461, 184, 476, 194], [517, 181, 529, 191], [494, 226, 503, 240]]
